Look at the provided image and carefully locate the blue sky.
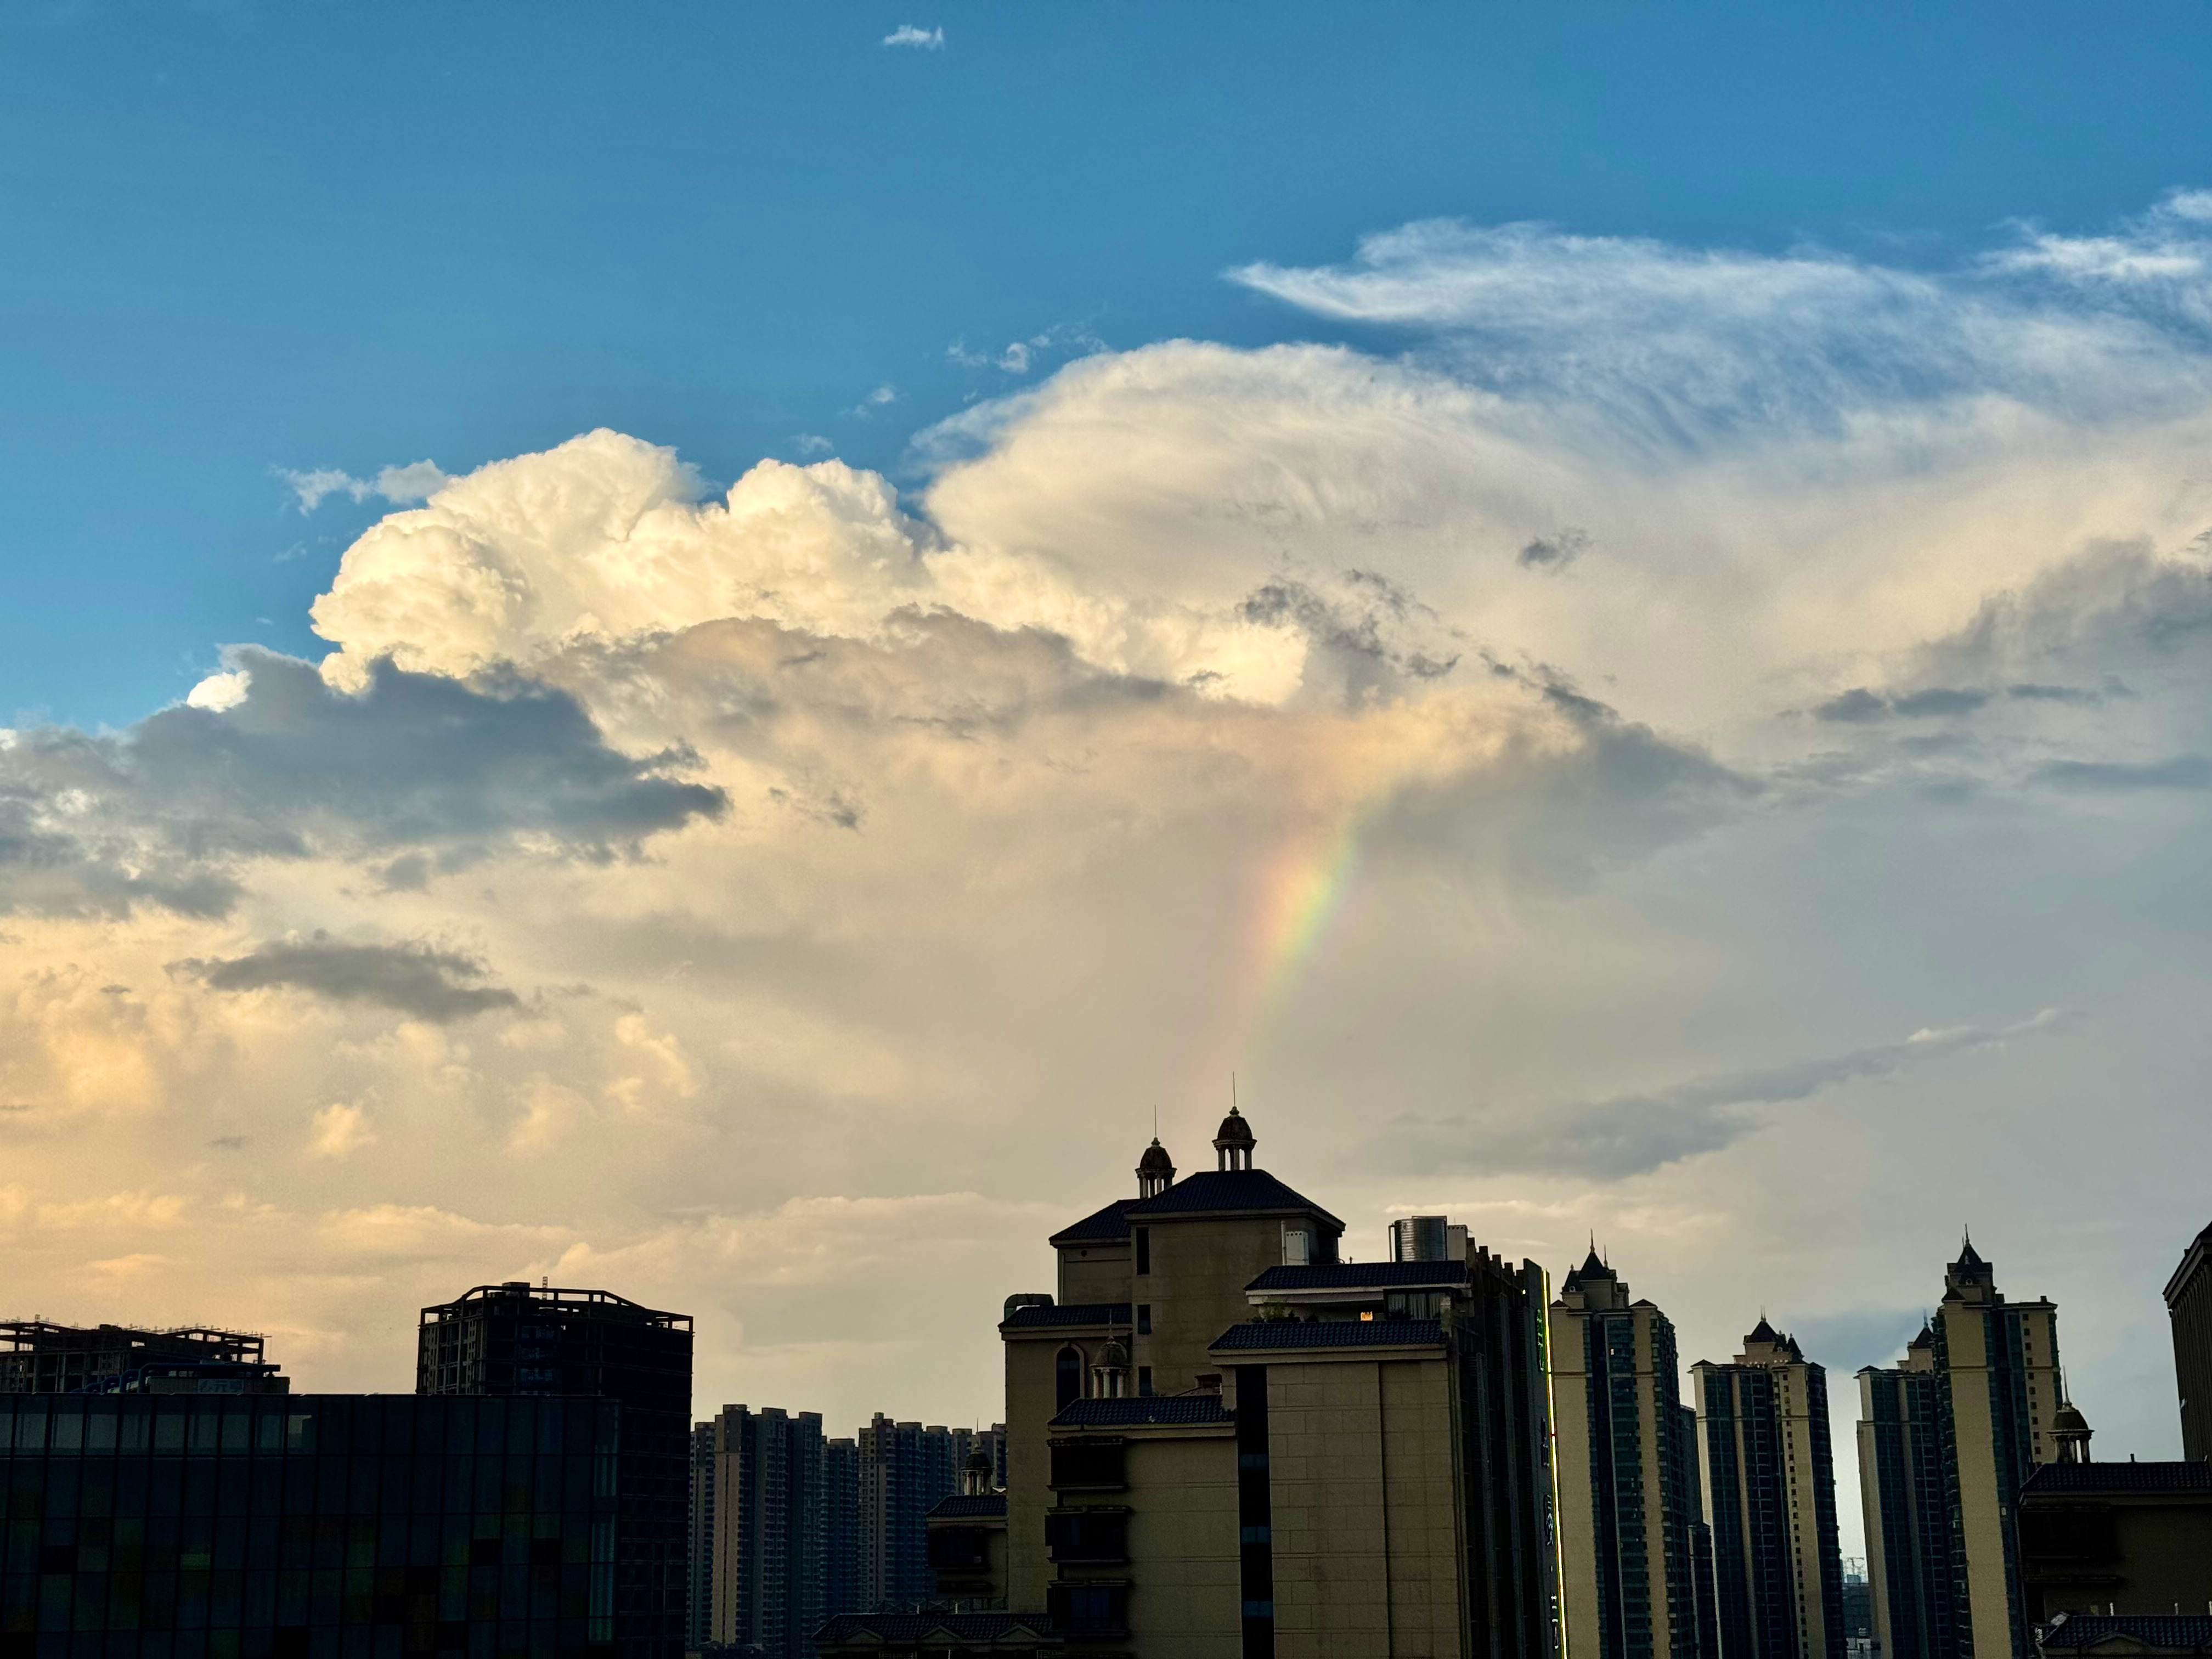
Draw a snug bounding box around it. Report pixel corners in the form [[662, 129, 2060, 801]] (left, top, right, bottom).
[[7, 1, 2211, 725]]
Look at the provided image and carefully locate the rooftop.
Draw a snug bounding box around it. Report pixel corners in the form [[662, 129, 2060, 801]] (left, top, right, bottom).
[[1248, 1260, 1469, 1292], [1211, 1317, 1445, 1352], [1048, 1396, 1233, 1428], [2038, 1614, 2212, 1654], [1001, 1302, 1130, 1330], [2023, 1460, 2212, 1497], [1048, 1198, 1138, 1247], [926, 1493, 1007, 1519], [1123, 1167, 1344, 1228], [815, 1612, 1057, 1644]]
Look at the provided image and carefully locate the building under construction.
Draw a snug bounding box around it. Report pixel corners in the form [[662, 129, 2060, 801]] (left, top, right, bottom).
[[0, 1318, 272, 1393]]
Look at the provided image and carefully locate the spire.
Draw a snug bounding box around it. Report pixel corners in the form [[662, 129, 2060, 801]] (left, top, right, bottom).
[[1957, 1226, 1985, 1269]]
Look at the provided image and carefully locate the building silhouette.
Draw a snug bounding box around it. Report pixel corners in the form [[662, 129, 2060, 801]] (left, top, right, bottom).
[[2164, 1221, 2212, 1463], [0, 1381, 651, 1658], [1854, 1240, 2062, 1659], [1692, 1319, 1844, 1659], [417, 1281, 692, 1659], [1, 1319, 272, 1395], [698, 1404, 825, 1658], [1550, 1250, 1713, 1659], [823, 1436, 861, 1616], [856, 1416, 960, 1609]]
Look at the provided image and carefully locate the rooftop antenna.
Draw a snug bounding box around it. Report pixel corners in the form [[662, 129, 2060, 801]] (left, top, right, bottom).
[[1231, 1072, 1237, 1110]]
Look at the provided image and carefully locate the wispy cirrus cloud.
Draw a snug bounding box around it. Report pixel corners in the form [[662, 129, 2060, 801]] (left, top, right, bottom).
[[882, 24, 943, 50], [278, 460, 448, 514]]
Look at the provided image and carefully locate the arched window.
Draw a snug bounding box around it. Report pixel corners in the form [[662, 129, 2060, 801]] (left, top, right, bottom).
[[1056, 1346, 1084, 1410]]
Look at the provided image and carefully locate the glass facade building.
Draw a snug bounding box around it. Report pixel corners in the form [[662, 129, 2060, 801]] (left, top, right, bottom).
[[0, 1393, 628, 1659]]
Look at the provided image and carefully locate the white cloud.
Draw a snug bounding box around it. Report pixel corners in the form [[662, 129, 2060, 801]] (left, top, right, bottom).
[[185, 668, 251, 711], [308, 1102, 376, 1159], [279, 460, 450, 514], [882, 24, 943, 49]]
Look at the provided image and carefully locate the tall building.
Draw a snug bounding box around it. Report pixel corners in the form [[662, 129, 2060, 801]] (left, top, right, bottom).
[[824, 1436, 862, 1616], [685, 1423, 716, 1651], [1692, 1319, 1845, 1659], [1550, 1250, 1712, 1659], [0, 1319, 270, 1393], [1, 1390, 633, 1659], [702, 1404, 825, 1659], [1387, 1214, 1468, 1265], [1855, 1325, 1959, 1659], [904, 1106, 1560, 1656], [856, 1416, 960, 1610], [1854, 1240, 2062, 1659], [2163, 1221, 2212, 1462], [417, 1281, 693, 1659]]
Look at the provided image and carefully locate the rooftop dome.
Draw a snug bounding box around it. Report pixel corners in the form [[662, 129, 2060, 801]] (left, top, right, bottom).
[[1138, 1138, 1175, 1172], [2052, 1402, 2090, 1434], [1097, 1338, 1131, 1370], [1213, 1104, 1255, 1170], [964, 1448, 994, 1472]]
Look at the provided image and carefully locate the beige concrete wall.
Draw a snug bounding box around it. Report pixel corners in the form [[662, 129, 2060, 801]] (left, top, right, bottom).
[[1059, 1238, 1133, 1307], [1125, 1432, 1242, 1659], [1548, 1308, 1599, 1659], [1004, 1333, 1067, 1612], [1941, 1301, 2061, 1659], [1139, 1215, 1309, 1396], [1266, 1355, 1463, 1658]]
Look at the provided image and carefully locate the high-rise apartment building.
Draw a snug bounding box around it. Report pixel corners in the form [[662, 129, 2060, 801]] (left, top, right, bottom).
[[702, 1404, 825, 1659], [856, 1415, 960, 1610], [930, 1108, 1560, 1656], [417, 1282, 693, 1659], [1855, 1325, 1959, 1659], [1692, 1320, 1844, 1659], [1854, 1241, 2062, 1659], [1550, 1251, 1713, 1659], [2163, 1221, 2212, 1462], [685, 1423, 716, 1651], [824, 1436, 862, 1616]]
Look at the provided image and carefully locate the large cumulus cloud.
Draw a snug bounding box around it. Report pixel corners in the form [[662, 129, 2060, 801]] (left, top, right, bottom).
[[6, 194, 2212, 1492]]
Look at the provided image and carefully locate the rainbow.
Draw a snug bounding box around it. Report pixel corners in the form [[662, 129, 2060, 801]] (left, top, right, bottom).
[[1187, 791, 1387, 1103]]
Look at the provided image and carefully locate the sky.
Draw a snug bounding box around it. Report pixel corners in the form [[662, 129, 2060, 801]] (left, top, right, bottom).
[[8, 0, 2212, 1556]]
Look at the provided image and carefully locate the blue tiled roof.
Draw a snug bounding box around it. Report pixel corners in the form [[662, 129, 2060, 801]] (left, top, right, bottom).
[[1248, 1260, 1468, 1291], [1049, 1198, 1137, 1246], [1001, 1302, 1130, 1330], [1123, 1168, 1343, 1228], [927, 1492, 1008, 1519], [2023, 1460, 2212, 1496], [815, 1611, 1056, 1643], [1211, 1318, 1444, 1351], [2038, 1615, 2212, 1652], [1049, 1396, 1233, 1427]]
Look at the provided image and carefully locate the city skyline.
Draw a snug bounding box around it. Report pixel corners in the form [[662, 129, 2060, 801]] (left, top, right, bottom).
[[7, 4, 2212, 1592]]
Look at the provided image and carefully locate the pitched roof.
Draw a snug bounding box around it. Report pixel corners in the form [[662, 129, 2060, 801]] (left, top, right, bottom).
[[1122, 1167, 1343, 1227], [2022, 1460, 2212, 1497], [1211, 1317, 1445, 1352], [1047, 1198, 1137, 1246], [2038, 1615, 2212, 1654], [1049, 1396, 1232, 1427], [1000, 1302, 1131, 1330], [926, 1492, 1008, 1519], [1248, 1260, 1469, 1292]]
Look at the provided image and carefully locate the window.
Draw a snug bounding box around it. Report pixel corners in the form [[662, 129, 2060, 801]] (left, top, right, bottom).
[[1135, 1228, 1150, 1276], [1056, 1347, 1083, 1412], [1137, 1367, 1153, 1397], [927, 1527, 991, 1572], [1048, 1441, 1126, 1491], [1136, 1305, 1152, 1335], [1045, 1509, 1128, 1562], [1282, 1228, 1311, 1267], [1047, 1584, 1129, 1636]]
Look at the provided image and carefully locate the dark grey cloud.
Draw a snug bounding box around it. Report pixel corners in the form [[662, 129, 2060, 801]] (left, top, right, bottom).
[[1518, 527, 1589, 571], [1372, 1011, 2064, 1180], [2035, 754, 2212, 792], [177, 935, 522, 1023], [1812, 685, 1992, 723], [1239, 572, 1463, 705], [1784, 1307, 1929, 1374], [0, 648, 726, 917]]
